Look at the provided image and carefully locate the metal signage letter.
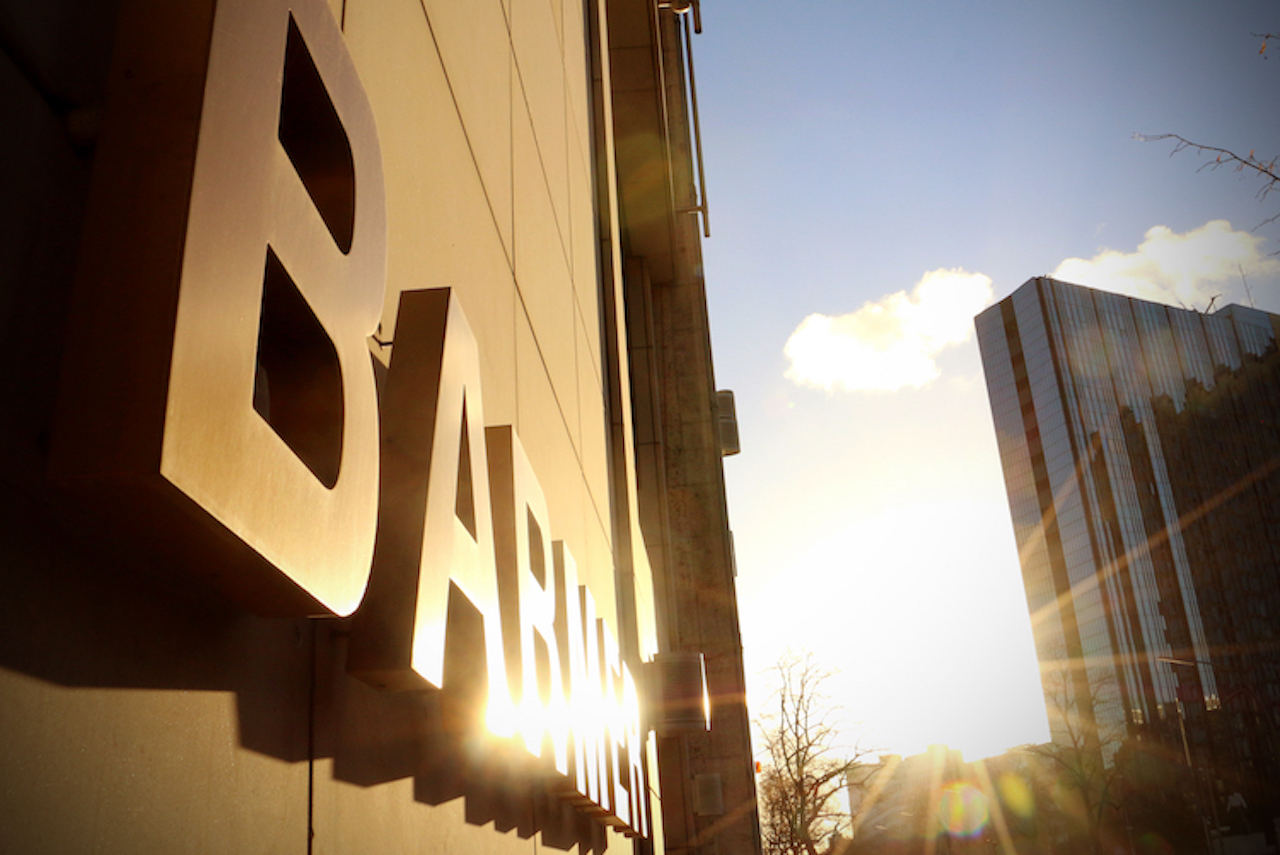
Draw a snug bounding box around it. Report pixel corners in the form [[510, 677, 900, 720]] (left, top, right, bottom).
[[347, 289, 507, 712], [487, 426, 567, 755], [553, 542, 604, 808], [51, 0, 385, 617]]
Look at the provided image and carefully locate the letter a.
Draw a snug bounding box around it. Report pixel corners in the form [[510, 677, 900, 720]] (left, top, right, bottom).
[[348, 289, 507, 711]]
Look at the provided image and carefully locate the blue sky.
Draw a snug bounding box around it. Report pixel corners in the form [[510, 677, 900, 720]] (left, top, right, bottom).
[[694, 0, 1280, 759]]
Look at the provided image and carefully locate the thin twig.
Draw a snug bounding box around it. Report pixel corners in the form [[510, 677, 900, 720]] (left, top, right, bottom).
[[1135, 133, 1280, 202]]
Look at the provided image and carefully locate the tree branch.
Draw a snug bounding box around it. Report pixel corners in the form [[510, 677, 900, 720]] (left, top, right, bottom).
[[1136, 133, 1280, 201]]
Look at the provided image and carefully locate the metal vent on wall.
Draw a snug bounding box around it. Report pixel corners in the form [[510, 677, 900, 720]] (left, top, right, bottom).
[[694, 773, 724, 816], [650, 652, 711, 735], [716, 390, 739, 456]]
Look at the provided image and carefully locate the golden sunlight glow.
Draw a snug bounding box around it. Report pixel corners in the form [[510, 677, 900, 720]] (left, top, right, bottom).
[[517, 695, 546, 757], [480, 605, 646, 834], [485, 689, 520, 739], [741, 492, 1049, 761]]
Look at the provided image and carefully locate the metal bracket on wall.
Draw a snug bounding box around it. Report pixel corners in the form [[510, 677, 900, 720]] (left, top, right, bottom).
[[661, 1, 710, 237]]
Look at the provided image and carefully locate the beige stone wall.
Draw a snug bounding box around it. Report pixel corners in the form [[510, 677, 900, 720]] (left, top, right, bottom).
[[0, 0, 655, 852], [345, 0, 620, 617]]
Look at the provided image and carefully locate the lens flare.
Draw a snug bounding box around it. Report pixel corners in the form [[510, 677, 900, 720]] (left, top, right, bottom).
[[997, 772, 1034, 820], [938, 781, 989, 838]]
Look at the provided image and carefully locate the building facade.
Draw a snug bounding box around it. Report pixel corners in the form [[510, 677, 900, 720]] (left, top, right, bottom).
[[849, 746, 967, 855], [977, 278, 1280, 828], [0, 0, 760, 853]]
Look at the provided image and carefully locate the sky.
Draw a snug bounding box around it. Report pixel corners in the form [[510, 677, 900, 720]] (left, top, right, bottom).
[[692, 0, 1280, 761]]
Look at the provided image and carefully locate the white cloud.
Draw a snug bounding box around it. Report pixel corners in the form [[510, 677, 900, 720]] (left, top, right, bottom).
[[784, 269, 994, 393], [1052, 220, 1280, 310]]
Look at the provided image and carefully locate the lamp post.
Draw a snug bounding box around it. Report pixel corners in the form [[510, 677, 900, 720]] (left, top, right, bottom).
[[1157, 656, 1221, 854]]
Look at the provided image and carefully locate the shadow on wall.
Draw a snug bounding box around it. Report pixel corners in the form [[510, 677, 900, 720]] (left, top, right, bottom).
[[0, 479, 604, 851]]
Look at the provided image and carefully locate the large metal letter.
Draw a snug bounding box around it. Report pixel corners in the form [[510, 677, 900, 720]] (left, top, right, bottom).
[[553, 542, 601, 806], [51, 0, 384, 616], [600, 621, 632, 830], [347, 289, 507, 711], [487, 426, 567, 758]]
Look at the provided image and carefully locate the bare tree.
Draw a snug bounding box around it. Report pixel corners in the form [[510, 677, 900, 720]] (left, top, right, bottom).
[[1016, 654, 1127, 855], [757, 654, 871, 855]]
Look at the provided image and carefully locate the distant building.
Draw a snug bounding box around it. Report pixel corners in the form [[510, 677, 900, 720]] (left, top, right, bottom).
[[849, 746, 967, 855], [976, 277, 1280, 830]]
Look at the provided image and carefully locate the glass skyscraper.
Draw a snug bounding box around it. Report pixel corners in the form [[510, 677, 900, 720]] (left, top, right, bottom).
[[977, 277, 1280, 808]]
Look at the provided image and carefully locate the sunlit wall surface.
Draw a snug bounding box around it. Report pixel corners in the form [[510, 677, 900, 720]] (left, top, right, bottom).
[[976, 278, 1280, 783], [0, 0, 758, 852]]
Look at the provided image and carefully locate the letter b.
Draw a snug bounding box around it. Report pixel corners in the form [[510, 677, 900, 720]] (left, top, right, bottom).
[[51, 0, 385, 616]]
